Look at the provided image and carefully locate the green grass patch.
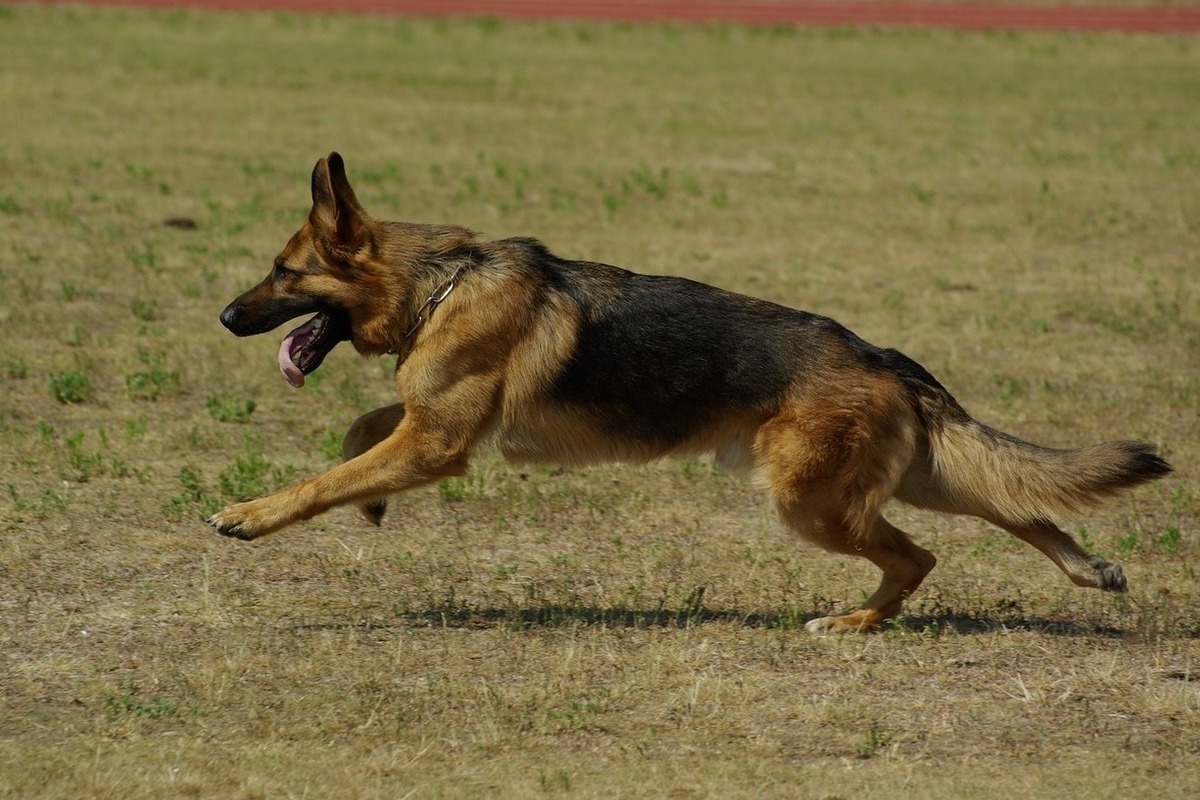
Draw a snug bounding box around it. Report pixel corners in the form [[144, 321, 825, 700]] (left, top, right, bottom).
[[0, 7, 1196, 799], [125, 349, 181, 400], [206, 393, 257, 423], [49, 370, 91, 404]]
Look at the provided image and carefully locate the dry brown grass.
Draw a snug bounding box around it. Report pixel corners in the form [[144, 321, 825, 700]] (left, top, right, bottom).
[[0, 6, 1197, 798]]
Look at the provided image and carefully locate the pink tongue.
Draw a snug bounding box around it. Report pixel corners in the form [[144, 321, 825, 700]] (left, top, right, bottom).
[[278, 317, 317, 389]]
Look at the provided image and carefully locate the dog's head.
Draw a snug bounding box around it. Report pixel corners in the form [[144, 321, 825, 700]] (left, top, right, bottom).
[[218, 152, 380, 388]]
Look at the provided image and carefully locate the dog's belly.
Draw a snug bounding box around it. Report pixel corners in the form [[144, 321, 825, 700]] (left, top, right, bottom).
[[492, 400, 759, 471], [493, 404, 670, 466]]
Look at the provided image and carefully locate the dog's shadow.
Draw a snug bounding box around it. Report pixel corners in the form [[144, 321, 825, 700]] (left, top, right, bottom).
[[291, 605, 1165, 638]]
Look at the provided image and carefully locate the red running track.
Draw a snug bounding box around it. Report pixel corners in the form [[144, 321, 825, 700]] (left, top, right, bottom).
[[28, 1, 1200, 33]]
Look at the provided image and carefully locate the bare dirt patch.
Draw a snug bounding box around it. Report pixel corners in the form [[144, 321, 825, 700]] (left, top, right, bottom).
[[1, 6, 1197, 798]]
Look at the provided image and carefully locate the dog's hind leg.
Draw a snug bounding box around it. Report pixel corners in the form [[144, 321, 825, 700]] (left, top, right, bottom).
[[342, 403, 406, 525], [760, 380, 931, 632], [991, 518, 1126, 592], [769, 456, 935, 632], [789, 510, 937, 633], [894, 458, 1128, 593]]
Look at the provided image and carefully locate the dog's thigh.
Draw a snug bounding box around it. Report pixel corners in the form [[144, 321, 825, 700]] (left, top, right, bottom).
[[757, 387, 925, 632]]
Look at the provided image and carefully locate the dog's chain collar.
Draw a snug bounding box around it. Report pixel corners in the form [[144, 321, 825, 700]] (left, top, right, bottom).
[[390, 263, 469, 353]]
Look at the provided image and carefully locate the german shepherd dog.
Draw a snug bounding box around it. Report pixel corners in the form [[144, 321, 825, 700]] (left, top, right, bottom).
[[212, 153, 1171, 632]]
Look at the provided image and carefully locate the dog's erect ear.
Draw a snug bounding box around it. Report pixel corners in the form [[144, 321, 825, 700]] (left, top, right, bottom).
[[309, 152, 369, 254]]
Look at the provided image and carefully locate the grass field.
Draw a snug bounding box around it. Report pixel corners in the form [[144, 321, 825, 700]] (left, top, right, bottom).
[[1, 5, 1198, 798]]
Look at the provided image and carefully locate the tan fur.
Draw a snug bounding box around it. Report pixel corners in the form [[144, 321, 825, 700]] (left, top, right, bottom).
[[211, 152, 1170, 634], [906, 419, 1155, 523]]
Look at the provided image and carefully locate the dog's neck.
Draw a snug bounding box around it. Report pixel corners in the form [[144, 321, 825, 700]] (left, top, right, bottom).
[[389, 262, 471, 353]]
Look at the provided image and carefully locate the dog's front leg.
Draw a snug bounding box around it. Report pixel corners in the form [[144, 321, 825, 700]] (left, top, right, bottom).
[[343, 402, 408, 525], [207, 416, 470, 540]]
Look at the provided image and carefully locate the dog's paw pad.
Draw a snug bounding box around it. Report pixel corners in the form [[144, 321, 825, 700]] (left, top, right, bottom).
[[1090, 557, 1127, 593]]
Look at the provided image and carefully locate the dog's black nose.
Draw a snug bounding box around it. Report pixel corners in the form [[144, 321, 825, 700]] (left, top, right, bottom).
[[219, 303, 239, 331]]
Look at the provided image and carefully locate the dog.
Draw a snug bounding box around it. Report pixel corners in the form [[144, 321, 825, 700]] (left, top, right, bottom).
[[211, 152, 1171, 632]]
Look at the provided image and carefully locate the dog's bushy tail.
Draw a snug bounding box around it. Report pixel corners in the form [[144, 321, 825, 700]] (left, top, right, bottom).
[[917, 398, 1171, 524]]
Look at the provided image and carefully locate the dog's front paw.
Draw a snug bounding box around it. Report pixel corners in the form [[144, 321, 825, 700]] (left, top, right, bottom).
[[207, 499, 283, 541]]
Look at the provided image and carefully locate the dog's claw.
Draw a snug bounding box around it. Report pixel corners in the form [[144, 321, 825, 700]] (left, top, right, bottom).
[[207, 507, 266, 541], [208, 515, 248, 540], [1089, 557, 1127, 593], [206, 498, 290, 541]]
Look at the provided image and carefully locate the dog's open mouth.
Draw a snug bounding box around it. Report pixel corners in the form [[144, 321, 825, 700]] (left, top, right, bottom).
[[277, 312, 350, 388]]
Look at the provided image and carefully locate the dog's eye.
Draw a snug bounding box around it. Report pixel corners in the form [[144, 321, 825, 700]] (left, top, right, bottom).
[[273, 260, 289, 280]]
